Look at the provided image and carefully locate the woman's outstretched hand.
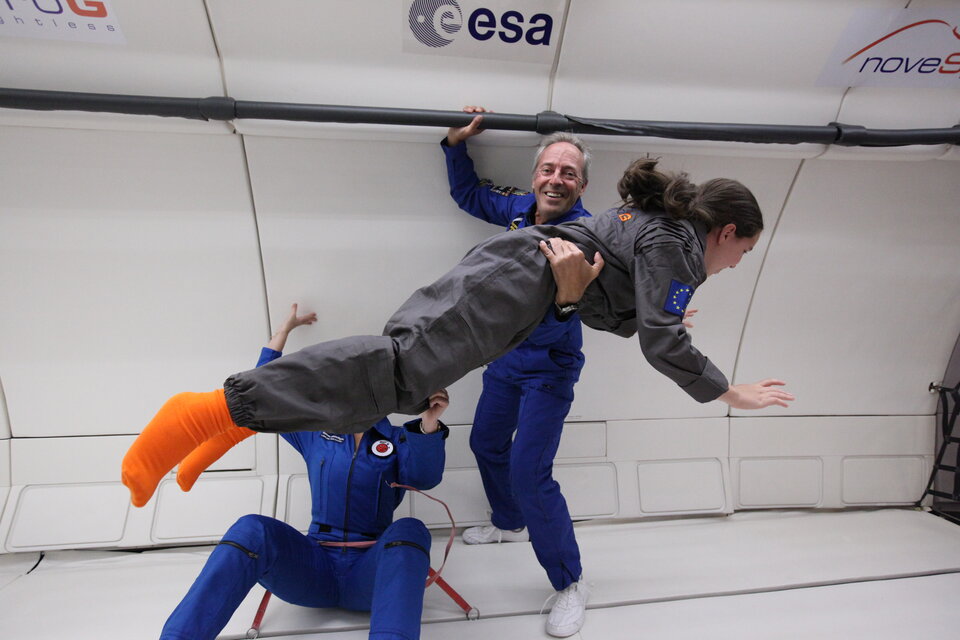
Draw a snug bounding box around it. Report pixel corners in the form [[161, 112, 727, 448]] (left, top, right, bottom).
[[719, 379, 795, 409]]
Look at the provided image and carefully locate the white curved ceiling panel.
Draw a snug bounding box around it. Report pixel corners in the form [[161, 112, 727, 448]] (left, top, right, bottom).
[[553, 0, 904, 126], [0, 126, 267, 437], [735, 157, 960, 416], [207, 0, 559, 114]]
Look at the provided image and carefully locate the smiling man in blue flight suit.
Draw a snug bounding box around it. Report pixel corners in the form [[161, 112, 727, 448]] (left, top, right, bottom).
[[160, 304, 449, 640], [441, 106, 591, 638]]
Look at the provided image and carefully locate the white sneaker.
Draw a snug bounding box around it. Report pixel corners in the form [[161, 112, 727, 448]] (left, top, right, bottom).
[[545, 579, 589, 637], [462, 525, 529, 545]]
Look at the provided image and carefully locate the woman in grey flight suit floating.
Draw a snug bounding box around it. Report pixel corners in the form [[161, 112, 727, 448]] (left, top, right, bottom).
[[122, 157, 795, 508]]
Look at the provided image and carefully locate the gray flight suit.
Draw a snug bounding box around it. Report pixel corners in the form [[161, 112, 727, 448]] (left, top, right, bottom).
[[224, 207, 730, 434]]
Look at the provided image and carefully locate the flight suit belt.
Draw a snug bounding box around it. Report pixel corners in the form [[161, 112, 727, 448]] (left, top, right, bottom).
[[312, 523, 378, 539]]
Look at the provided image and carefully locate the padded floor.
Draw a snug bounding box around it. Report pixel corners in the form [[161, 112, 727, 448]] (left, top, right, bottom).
[[1, 509, 959, 639]]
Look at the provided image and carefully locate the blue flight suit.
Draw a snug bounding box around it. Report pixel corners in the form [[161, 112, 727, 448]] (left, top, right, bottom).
[[442, 138, 589, 591], [161, 347, 448, 640]]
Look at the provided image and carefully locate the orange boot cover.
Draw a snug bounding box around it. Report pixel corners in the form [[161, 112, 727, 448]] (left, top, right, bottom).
[[121, 389, 237, 507], [176, 427, 256, 492]]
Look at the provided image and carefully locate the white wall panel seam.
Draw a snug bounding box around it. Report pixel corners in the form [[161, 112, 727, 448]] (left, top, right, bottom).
[[201, 0, 231, 101], [237, 133, 277, 521], [729, 159, 806, 393], [0, 376, 10, 440], [238, 135, 273, 359], [545, 0, 574, 111]]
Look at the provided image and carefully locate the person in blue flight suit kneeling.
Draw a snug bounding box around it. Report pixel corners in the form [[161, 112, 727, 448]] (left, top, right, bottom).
[[441, 106, 591, 638], [160, 304, 450, 640]]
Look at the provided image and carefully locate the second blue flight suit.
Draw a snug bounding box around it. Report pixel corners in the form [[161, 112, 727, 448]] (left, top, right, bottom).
[[161, 347, 448, 640], [441, 138, 590, 591]]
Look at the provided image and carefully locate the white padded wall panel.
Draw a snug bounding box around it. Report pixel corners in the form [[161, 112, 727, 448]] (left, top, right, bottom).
[[0, 0, 228, 133], [5, 484, 129, 550], [281, 475, 311, 532], [554, 0, 892, 126], [1, 436, 132, 551], [153, 477, 267, 541], [0, 125, 268, 437], [636, 459, 726, 514], [415, 468, 490, 526], [735, 158, 960, 416], [731, 416, 934, 509], [842, 456, 928, 505], [571, 151, 798, 420], [607, 418, 732, 517], [11, 436, 132, 485], [207, 0, 555, 116], [556, 463, 619, 518], [444, 425, 479, 470]]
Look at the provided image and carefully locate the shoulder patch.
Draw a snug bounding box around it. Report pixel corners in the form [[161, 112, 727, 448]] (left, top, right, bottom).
[[370, 439, 395, 458], [479, 178, 530, 198], [663, 279, 694, 317]]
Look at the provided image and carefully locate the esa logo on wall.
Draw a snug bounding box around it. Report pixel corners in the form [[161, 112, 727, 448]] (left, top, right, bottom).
[[402, 0, 565, 64]]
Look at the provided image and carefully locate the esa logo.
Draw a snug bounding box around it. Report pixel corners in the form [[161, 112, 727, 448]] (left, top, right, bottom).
[[408, 0, 554, 49]]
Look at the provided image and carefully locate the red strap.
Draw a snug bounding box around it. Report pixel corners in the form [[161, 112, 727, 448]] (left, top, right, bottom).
[[246, 590, 272, 638], [389, 482, 456, 589], [318, 540, 376, 548], [429, 568, 479, 619]]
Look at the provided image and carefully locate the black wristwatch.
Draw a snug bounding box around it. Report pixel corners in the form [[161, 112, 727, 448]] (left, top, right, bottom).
[[554, 301, 579, 321]]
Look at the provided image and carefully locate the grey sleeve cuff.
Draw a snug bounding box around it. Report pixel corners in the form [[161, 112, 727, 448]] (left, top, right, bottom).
[[679, 359, 729, 403]]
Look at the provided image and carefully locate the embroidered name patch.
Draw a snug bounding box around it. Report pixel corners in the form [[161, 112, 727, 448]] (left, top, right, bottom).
[[663, 280, 694, 317], [320, 432, 345, 443], [480, 179, 530, 198], [371, 439, 395, 458]]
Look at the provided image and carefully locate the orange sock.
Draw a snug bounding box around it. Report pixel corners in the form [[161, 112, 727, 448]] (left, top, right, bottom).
[[176, 427, 256, 492], [121, 389, 238, 507]]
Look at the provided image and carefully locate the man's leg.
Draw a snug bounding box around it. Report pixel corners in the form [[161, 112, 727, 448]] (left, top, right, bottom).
[[340, 518, 432, 640], [160, 515, 336, 640], [510, 380, 581, 592], [469, 369, 526, 532]]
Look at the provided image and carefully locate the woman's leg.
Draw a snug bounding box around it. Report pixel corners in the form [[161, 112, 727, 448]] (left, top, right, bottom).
[[340, 518, 432, 640], [160, 514, 336, 640]]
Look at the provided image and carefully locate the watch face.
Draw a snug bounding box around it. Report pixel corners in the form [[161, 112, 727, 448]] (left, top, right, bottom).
[[556, 303, 578, 320]]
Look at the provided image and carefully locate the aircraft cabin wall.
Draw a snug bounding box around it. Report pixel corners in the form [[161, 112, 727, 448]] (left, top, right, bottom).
[[0, 0, 958, 552]]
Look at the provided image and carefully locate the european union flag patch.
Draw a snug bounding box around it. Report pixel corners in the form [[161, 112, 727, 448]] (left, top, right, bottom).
[[664, 280, 694, 317]]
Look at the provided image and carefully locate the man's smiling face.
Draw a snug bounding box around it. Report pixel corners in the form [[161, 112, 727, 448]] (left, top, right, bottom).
[[531, 141, 586, 224]]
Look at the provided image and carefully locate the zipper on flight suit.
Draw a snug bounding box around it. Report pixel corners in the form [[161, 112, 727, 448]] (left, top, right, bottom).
[[341, 434, 362, 552]]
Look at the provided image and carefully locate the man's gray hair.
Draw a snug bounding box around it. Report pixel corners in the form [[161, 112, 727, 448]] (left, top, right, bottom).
[[533, 132, 592, 183]]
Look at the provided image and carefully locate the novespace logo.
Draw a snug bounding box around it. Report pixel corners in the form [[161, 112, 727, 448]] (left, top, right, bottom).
[[402, 0, 564, 64], [818, 9, 960, 88]]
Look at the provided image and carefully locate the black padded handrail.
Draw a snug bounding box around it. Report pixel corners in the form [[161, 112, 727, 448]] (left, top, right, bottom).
[[2, 87, 958, 148]]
